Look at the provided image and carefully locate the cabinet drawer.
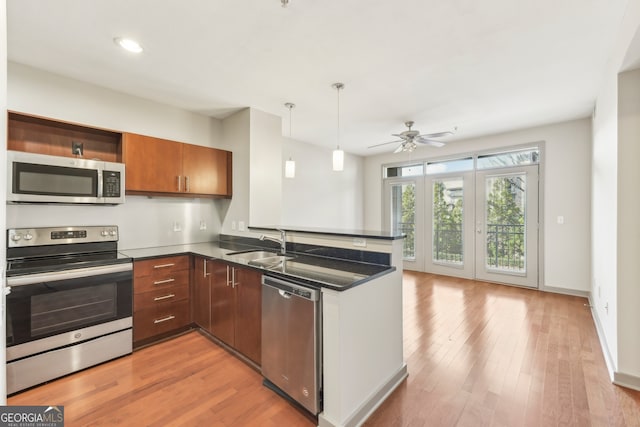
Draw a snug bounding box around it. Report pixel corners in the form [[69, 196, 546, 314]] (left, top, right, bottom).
[[134, 256, 189, 279], [133, 300, 190, 342], [134, 269, 189, 294], [134, 285, 190, 311]]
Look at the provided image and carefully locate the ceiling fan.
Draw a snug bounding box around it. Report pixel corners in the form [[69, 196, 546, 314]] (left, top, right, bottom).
[[369, 121, 456, 153]]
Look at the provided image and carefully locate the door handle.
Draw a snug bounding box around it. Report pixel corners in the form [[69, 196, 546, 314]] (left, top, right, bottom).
[[278, 290, 292, 299]]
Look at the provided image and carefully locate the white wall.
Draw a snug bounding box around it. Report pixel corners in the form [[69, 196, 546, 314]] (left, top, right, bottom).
[[591, 0, 640, 388], [282, 138, 364, 229], [6, 63, 225, 249], [249, 108, 282, 226], [364, 118, 592, 293], [219, 108, 250, 235], [616, 67, 640, 380]]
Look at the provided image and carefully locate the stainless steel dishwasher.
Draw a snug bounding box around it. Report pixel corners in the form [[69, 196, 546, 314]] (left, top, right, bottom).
[[261, 275, 321, 415]]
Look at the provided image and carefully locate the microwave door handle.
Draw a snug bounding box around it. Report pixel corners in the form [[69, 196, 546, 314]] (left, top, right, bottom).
[[97, 169, 104, 198]]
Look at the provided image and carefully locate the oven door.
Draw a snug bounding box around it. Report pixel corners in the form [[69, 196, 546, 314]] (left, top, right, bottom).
[[6, 263, 132, 349]]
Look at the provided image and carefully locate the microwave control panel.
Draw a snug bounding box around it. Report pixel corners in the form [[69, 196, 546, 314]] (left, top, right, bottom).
[[103, 171, 121, 197]]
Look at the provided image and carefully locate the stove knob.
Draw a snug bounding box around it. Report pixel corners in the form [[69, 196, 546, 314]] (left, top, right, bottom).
[[11, 234, 22, 242], [109, 230, 117, 237], [24, 233, 33, 241], [101, 230, 109, 237]]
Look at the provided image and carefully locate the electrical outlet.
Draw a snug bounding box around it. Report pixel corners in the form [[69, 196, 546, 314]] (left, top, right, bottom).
[[605, 302, 609, 315], [231, 221, 236, 231], [353, 238, 367, 247], [199, 221, 207, 230], [173, 221, 182, 232], [557, 215, 564, 225], [239, 221, 246, 232]]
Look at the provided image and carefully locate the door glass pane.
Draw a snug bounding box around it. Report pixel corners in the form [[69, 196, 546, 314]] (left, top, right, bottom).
[[391, 183, 416, 260], [432, 178, 464, 264], [485, 174, 526, 272]]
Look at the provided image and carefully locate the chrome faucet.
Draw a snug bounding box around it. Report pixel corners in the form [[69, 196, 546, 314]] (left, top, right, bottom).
[[259, 229, 287, 254]]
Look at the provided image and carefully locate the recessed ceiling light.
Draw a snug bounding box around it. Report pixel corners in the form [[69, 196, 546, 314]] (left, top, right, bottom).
[[114, 37, 143, 53]]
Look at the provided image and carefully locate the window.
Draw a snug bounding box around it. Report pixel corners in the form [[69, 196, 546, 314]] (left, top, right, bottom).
[[385, 164, 424, 178], [477, 148, 539, 170], [426, 158, 473, 175]]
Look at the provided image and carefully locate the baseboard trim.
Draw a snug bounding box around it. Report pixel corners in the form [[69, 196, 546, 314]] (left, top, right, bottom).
[[318, 363, 408, 427], [540, 285, 589, 298], [588, 295, 616, 381], [613, 371, 640, 391]]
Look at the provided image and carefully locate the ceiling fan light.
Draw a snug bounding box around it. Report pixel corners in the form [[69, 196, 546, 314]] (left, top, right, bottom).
[[333, 148, 344, 171]]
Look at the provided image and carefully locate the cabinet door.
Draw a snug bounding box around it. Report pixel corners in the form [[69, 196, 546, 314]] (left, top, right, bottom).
[[234, 267, 262, 365], [182, 144, 231, 197], [123, 133, 183, 193], [193, 257, 211, 331], [210, 261, 236, 346]]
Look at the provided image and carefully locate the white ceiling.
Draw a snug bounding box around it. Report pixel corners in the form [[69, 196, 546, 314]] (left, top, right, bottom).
[[6, 0, 630, 155]]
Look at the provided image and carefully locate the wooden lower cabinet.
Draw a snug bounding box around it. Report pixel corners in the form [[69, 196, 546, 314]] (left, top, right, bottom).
[[193, 256, 262, 365], [133, 255, 191, 346]]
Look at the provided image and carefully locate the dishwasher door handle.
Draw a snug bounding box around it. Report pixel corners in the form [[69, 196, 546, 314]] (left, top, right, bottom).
[[278, 290, 292, 299]]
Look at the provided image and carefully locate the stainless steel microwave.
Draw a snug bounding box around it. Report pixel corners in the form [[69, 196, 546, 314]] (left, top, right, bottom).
[[7, 150, 125, 204]]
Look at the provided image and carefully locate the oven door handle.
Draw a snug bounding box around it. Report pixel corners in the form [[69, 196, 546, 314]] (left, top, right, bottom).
[[6, 263, 133, 287]]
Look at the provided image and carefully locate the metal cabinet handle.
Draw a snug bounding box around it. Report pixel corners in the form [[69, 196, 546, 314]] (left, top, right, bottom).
[[232, 267, 237, 288], [203, 259, 210, 277], [153, 263, 175, 269], [226, 266, 231, 287], [177, 176, 182, 192], [154, 315, 176, 324], [185, 176, 190, 192], [154, 293, 175, 301], [153, 278, 175, 285]]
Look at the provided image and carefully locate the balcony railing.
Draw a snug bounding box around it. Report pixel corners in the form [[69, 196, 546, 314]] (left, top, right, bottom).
[[486, 223, 525, 270], [396, 222, 415, 259], [434, 225, 463, 263]]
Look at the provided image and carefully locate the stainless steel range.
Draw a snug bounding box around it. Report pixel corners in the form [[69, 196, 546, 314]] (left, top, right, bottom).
[[5, 225, 133, 394]]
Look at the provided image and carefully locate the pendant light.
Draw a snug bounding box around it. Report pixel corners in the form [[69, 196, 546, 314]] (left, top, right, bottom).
[[332, 83, 345, 172], [284, 102, 296, 178]]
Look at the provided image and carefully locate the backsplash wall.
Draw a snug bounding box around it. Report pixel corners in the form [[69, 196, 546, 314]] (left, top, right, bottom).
[[6, 196, 222, 250]]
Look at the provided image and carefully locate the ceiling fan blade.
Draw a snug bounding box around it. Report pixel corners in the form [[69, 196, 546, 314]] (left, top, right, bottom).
[[417, 137, 445, 147], [368, 139, 403, 149], [419, 131, 453, 139], [393, 144, 405, 154]]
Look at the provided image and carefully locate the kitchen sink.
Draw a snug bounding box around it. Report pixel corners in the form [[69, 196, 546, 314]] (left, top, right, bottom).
[[226, 250, 280, 263], [249, 255, 294, 269], [225, 250, 294, 268]]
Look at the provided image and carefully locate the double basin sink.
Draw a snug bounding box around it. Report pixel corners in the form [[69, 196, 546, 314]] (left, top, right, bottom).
[[225, 249, 294, 270]]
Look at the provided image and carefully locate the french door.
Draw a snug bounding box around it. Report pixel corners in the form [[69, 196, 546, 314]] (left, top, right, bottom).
[[384, 178, 424, 271], [424, 171, 474, 279], [475, 165, 538, 287]]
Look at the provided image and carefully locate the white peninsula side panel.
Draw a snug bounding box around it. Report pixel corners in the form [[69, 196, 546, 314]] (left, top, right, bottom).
[[319, 238, 406, 427]]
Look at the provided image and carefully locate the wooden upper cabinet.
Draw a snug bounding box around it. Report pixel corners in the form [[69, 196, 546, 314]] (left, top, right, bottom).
[[123, 132, 232, 198], [123, 133, 183, 194], [182, 143, 232, 196]]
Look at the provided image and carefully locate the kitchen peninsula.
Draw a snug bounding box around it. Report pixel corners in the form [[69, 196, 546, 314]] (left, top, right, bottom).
[[122, 226, 406, 427]]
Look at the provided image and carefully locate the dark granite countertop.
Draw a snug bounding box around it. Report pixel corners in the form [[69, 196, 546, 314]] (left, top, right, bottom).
[[120, 241, 395, 291]]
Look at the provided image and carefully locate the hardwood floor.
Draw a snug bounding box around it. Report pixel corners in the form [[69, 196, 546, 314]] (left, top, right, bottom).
[[9, 271, 640, 426]]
